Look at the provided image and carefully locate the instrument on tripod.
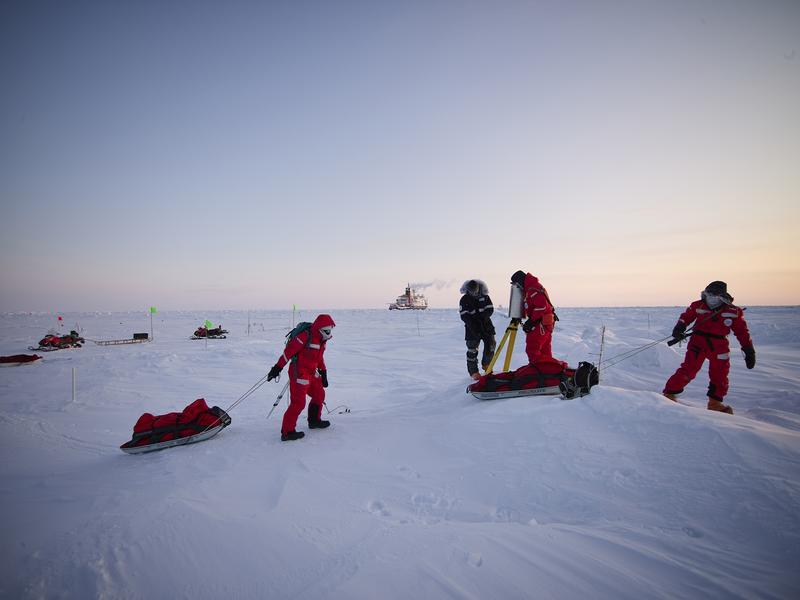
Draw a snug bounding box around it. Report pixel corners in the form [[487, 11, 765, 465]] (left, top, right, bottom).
[[484, 281, 525, 375]]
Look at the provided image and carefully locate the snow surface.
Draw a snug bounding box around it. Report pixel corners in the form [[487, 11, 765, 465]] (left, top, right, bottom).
[[1, 307, 799, 599]]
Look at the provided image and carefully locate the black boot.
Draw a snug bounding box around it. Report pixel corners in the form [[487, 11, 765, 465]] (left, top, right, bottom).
[[281, 431, 305, 441], [308, 404, 330, 429]]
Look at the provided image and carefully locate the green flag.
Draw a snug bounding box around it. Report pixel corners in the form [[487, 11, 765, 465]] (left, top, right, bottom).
[[150, 306, 157, 314], [204, 319, 214, 329]]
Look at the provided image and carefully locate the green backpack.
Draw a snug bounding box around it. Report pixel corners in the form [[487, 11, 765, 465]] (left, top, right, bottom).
[[285, 322, 313, 362]]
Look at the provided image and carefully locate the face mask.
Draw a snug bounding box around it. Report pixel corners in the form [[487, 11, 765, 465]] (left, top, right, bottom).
[[702, 292, 723, 309], [319, 326, 333, 341]]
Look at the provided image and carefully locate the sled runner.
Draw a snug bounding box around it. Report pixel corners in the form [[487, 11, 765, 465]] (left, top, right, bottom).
[[468, 359, 598, 401], [0, 354, 42, 367], [469, 385, 562, 400], [120, 398, 231, 454]]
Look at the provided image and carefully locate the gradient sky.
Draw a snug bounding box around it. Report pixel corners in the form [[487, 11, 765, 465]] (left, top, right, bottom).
[[2, 0, 798, 311]]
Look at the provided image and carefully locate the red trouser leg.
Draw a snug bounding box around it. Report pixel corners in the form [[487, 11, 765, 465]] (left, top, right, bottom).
[[525, 327, 553, 364], [707, 349, 731, 401], [307, 377, 326, 420], [663, 343, 707, 395], [281, 378, 309, 434]]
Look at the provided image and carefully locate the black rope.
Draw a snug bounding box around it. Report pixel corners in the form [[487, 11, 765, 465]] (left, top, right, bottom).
[[598, 335, 673, 371], [598, 304, 737, 372], [196, 372, 270, 435], [225, 373, 270, 413]]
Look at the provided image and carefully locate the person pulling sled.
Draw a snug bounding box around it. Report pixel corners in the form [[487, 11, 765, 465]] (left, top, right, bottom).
[[662, 281, 755, 414], [267, 314, 335, 441], [459, 279, 496, 380]]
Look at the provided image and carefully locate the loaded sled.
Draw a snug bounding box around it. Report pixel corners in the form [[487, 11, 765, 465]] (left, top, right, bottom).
[[120, 398, 231, 454], [467, 358, 598, 401], [0, 354, 42, 367]]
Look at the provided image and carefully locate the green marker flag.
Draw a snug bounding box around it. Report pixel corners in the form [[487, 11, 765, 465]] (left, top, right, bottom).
[[204, 319, 214, 329], [149, 306, 156, 341]]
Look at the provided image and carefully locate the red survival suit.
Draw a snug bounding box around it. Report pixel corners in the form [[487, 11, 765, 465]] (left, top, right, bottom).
[[274, 314, 335, 435], [663, 300, 753, 402], [520, 273, 559, 364]]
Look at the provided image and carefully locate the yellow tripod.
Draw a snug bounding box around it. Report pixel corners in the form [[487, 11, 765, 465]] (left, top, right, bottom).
[[484, 318, 521, 375]]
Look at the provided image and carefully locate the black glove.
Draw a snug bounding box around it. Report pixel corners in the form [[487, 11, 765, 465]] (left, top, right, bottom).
[[319, 369, 328, 388], [522, 319, 534, 333], [671, 322, 687, 340], [267, 364, 282, 381], [743, 347, 756, 369]]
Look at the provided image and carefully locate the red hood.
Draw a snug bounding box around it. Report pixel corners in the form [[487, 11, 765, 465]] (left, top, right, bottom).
[[524, 273, 541, 289], [312, 314, 336, 333]]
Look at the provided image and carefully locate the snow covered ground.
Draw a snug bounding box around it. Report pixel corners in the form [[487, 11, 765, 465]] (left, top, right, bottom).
[[1, 306, 799, 599]]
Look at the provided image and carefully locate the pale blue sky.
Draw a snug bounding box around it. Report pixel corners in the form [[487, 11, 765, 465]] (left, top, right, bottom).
[[2, 0, 798, 311]]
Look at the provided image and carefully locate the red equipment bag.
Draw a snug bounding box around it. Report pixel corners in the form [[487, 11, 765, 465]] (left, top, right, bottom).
[[472, 358, 575, 393], [129, 398, 229, 447]]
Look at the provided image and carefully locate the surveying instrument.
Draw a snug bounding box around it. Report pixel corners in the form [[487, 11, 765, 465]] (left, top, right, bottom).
[[484, 281, 525, 374]]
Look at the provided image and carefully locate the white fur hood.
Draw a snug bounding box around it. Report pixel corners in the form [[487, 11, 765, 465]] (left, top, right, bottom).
[[460, 279, 489, 295]]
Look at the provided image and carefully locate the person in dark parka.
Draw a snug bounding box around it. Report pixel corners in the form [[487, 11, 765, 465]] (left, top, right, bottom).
[[459, 279, 496, 380]]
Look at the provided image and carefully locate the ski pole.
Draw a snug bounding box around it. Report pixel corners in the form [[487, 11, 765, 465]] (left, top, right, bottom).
[[266, 380, 290, 419]]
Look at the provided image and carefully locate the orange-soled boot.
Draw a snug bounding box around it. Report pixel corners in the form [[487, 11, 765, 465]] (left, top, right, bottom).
[[662, 392, 678, 402], [707, 398, 733, 415]]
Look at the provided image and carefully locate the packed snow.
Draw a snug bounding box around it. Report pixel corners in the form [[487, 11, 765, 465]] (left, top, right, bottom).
[[1, 307, 799, 599]]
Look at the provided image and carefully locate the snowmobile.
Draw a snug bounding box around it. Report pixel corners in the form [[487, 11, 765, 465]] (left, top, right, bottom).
[[191, 326, 229, 339], [29, 330, 85, 352]]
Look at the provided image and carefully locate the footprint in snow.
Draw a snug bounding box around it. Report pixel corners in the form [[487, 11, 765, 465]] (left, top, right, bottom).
[[397, 465, 421, 479], [682, 526, 703, 538], [368, 500, 390, 517]]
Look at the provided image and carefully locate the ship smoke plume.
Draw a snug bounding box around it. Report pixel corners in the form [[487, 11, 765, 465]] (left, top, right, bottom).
[[409, 279, 456, 291]]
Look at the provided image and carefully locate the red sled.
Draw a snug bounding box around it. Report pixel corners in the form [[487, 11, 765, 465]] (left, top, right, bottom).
[[468, 359, 598, 400], [120, 398, 231, 454], [0, 354, 42, 367]]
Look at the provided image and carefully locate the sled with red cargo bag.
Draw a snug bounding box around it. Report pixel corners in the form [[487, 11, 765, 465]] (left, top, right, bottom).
[[467, 358, 599, 400], [120, 398, 231, 454], [0, 354, 42, 367]]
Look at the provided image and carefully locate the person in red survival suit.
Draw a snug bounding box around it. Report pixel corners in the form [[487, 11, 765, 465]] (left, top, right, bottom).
[[662, 281, 755, 415], [267, 314, 336, 441], [511, 270, 562, 365]]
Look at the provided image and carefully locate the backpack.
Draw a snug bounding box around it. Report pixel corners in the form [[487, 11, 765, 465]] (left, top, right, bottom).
[[559, 362, 599, 399], [537, 286, 559, 323], [285, 322, 313, 362]]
